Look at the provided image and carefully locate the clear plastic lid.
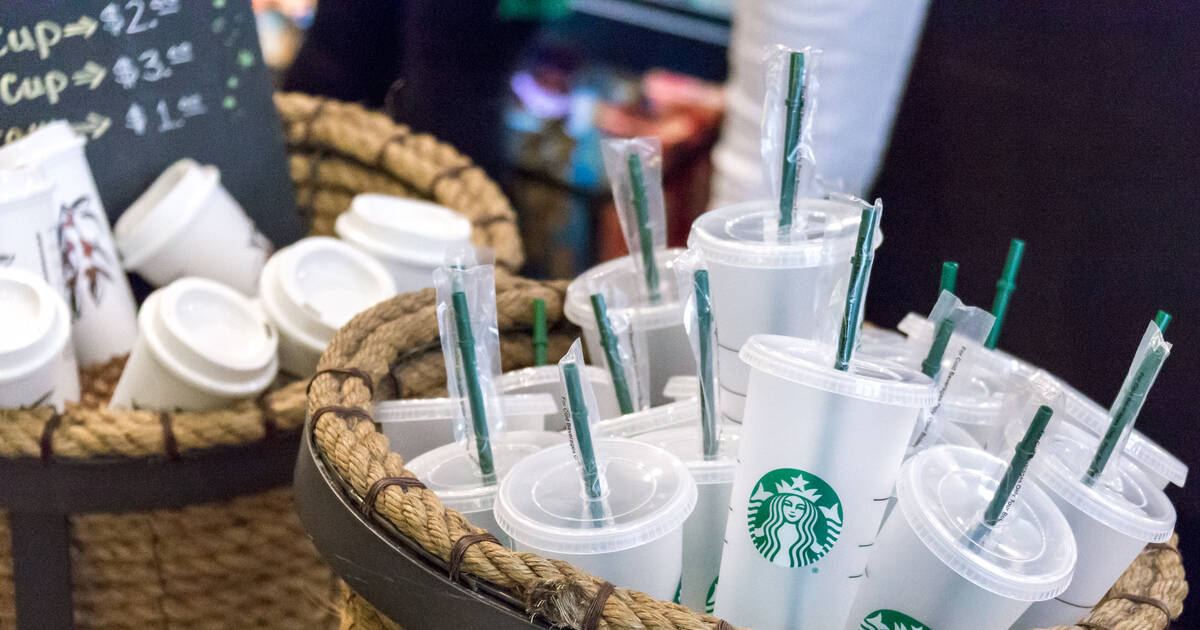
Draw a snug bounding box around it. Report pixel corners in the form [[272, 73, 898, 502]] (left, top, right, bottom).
[[739, 335, 936, 408], [499, 364, 611, 392], [375, 394, 558, 424], [859, 325, 909, 351], [938, 368, 1013, 426], [633, 424, 741, 484], [662, 375, 698, 401], [897, 313, 1037, 380], [406, 430, 566, 513], [898, 445, 1077, 601], [591, 399, 700, 438], [564, 248, 687, 330], [687, 198, 882, 269], [909, 421, 981, 457], [493, 438, 697, 554]]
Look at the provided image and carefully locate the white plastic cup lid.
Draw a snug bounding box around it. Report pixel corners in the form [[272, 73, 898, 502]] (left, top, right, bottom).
[[336, 194, 471, 266], [564, 248, 687, 330], [591, 399, 700, 438], [898, 445, 1078, 601], [632, 424, 740, 484], [0, 121, 84, 167], [0, 268, 71, 383], [687, 198, 882, 269], [739, 335, 937, 408], [493, 438, 697, 554], [0, 165, 52, 209], [115, 159, 220, 269]]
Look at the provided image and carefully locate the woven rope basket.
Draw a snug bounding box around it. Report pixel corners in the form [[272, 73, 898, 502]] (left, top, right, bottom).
[[306, 280, 1188, 630], [0, 92, 525, 629]]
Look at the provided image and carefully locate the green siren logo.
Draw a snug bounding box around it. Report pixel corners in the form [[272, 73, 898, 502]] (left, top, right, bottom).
[[747, 467, 842, 567], [705, 576, 717, 614], [861, 609, 932, 630]]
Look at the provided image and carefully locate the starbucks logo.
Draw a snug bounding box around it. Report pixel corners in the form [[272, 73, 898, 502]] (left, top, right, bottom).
[[747, 468, 842, 567], [861, 609, 931, 630], [705, 576, 718, 614]]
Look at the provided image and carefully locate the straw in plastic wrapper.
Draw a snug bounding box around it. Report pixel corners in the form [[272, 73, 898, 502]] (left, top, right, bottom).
[[672, 249, 722, 459], [761, 45, 823, 228], [583, 275, 651, 413], [558, 339, 611, 520], [601, 137, 668, 304]]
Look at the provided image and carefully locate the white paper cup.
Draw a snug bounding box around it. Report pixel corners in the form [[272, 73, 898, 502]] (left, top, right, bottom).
[[259, 237, 396, 376], [0, 121, 138, 365], [715, 335, 934, 630], [499, 364, 619, 430], [375, 394, 560, 461], [494, 439, 697, 599], [845, 445, 1077, 630], [110, 277, 279, 411], [564, 248, 694, 408], [0, 167, 63, 295], [116, 159, 272, 296], [336, 194, 472, 294], [688, 199, 881, 423], [0, 268, 79, 410]]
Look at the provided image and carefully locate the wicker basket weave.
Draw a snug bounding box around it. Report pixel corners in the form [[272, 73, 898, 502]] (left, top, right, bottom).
[[306, 282, 1188, 630]]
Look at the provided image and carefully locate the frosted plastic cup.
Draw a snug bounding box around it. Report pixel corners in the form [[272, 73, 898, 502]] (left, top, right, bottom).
[[0, 121, 138, 365], [688, 199, 882, 423], [110, 277, 279, 411], [878, 420, 984, 532], [116, 159, 272, 296], [259, 237, 396, 376], [335, 194, 472, 294], [0, 167, 63, 294], [634, 424, 740, 612], [494, 439, 697, 599], [1013, 421, 1175, 628], [563, 248, 693, 408], [499, 364, 619, 431], [375, 394, 559, 461], [0, 268, 80, 410], [715, 335, 935, 630], [591, 399, 701, 438], [845, 445, 1077, 630], [407, 431, 566, 547]]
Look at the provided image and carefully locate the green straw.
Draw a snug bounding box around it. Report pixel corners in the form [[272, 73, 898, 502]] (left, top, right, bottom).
[[452, 291, 496, 484], [981, 405, 1053, 527], [694, 270, 718, 460], [834, 205, 882, 371], [1155, 310, 1171, 333], [921, 316, 957, 379], [1084, 332, 1171, 484], [985, 239, 1025, 350], [940, 261, 959, 295], [532, 298, 548, 366], [590, 293, 635, 414], [627, 153, 661, 304], [563, 362, 607, 521], [777, 50, 807, 233]]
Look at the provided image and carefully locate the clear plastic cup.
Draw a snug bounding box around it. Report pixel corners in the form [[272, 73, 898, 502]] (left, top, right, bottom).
[[688, 199, 881, 423], [662, 374, 698, 402], [494, 438, 697, 599], [591, 399, 700, 439], [715, 335, 935, 630], [406, 430, 566, 547], [563, 248, 693, 407], [633, 424, 740, 612], [375, 394, 560, 462], [845, 445, 1077, 630], [0, 268, 79, 410], [1013, 422, 1175, 628], [498, 364, 619, 431]]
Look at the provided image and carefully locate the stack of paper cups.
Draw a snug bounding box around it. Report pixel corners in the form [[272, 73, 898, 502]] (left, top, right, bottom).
[[374, 394, 559, 462], [110, 277, 279, 411], [0, 121, 138, 365], [0, 167, 62, 294], [0, 268, 80, 410], [715, 335, 934, 629], [499, 364, 619, 431], [846, 445, 1078, 630]]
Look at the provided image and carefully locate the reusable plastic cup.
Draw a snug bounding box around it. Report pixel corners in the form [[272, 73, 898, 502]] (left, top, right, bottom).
[[116, 159, 273, 296], [564, 248, 693, 408], [688, 199, 881, 423], [110, 277, 279, 411], [715, 335, 935, 630], [591, 399, 701, 439], [1014, 422, 1175, 628], [407, 430, 566, 547], [0, 121, 138, 365], [336, 194, 472, 294], [662, 374, 698, 402], [259, 237, 396, 376], [634, 424, 740, 612], [845, 445, 1077, 630], [0, 167, 62, 293], [499, 364, 619, 431], [0, 268, 80, 410], [375, 394, 559, 461], [494, 439, 697, 599]]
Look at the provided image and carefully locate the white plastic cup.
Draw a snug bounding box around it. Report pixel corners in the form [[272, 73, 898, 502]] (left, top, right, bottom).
[[336, 194, 472, 294], [688, 199, 881, 423], [109, 277, 279, 411], [375, 394, 560, 462], [563, 248, 694, 408], [845, 445, 1077, 630], [494, 439, 697, 599], [0, 121, 138, 365], [116, 159, 273, 296], [0, 167, 63, 295], [0, 268, 80, 410], [498, 364, 619, 431], [406, 430, 567, 548], [715, 335, 935, 630], [259, 237, 396, 376]]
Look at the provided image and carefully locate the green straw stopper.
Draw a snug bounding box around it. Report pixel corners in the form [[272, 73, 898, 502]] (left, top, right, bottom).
[[1155, 310, 1171, 333], [590, 293, 635, 414], [1085, 334, 1171, 484], [563, 362, 607, 521], [627, 152, 661, 304], [921, 316, 957, 379], [532, 298, 548, 366], [981, 405, 1053, 527], [777, 50, 807, 233], [451, 291, 496, 483], [834, 205, 882, 371], [694, 269, 718, 460], [939, 261, 959, 295], [985, 239, 1025, 350]]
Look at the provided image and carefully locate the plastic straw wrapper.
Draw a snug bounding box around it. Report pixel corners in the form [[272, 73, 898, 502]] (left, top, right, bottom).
[[761, 45, 823, 230], [673, 249, 721, 459], [559, 339, 610, 520], [583, 275, 651, 413], [601, 137, 668, 304]]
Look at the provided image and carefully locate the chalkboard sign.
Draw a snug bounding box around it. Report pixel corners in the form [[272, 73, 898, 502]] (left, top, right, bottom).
[[0, 0, 302, 248]]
